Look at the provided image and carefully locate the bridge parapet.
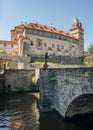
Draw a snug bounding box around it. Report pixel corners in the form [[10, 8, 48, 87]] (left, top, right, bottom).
[[40, 67, 93, 118]]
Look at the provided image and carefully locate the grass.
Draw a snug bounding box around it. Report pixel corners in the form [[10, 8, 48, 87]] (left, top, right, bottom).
[[31, 61, 54, 65], [31, 61, 85, 66]]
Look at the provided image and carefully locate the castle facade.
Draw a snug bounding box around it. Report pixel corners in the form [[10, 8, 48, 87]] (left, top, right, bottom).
[[0, 18, 84, 57]]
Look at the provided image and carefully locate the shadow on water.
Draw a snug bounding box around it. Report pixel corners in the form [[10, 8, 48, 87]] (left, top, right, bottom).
[[39, 110, 93, 130], [0, 93, 93, 130], [66, 113, 93, 130]]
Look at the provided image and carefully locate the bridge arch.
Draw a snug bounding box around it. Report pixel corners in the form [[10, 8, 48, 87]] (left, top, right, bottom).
[[40, 68, 93, 118], [65, 94, 93, 118]]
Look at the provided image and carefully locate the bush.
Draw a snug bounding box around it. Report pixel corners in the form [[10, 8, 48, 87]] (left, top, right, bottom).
[[0, 50, 6, 54]]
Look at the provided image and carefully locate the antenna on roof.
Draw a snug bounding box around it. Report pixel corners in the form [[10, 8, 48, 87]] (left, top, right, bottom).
[[50, 23, 52, 27], [61, 27, 64, 30], [25, 22, 27, 25], [36, 21, 38, 24], [21, 21, 23, 25]]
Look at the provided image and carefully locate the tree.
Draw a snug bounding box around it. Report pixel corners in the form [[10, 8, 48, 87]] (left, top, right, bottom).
[[87, 44, 93, 65]]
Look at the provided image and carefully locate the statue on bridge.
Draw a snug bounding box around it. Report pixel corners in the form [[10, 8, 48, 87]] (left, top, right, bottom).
[[43, 52, 49, 69]]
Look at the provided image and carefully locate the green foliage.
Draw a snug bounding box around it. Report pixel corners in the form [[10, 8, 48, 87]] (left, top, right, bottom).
[[32, 76, 38, 84], [87, 44, 93, 65], [31, 102, 35, 111], [88, 44, 93, 55], [0, 50, 6, 54], [49, 70, 57, 82], [18, 86, 25, 92], [31, 61, 53, 65], [31, 60, 84, 66]]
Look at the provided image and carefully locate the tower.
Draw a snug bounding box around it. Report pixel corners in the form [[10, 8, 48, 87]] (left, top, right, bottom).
[[70, 18, 84, 56]]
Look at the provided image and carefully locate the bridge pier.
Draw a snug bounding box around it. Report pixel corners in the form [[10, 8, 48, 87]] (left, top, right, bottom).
[[39, 68, 93, 118]]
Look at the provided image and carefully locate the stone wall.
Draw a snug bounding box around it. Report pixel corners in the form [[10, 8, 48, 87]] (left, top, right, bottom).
[[31, 55, 83, 64], [0, 55, 31, 69], [40, 67, 93, 118], [4, 69, 39, 93], [0, 74, 5, 93]]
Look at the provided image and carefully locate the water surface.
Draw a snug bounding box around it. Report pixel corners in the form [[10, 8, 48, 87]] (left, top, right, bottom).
[[0, 93, 93, 130]]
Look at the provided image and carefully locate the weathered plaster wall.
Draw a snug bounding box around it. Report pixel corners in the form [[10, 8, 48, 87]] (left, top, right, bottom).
[[4, 70, 35, 92], [40, 68, 93, 118]]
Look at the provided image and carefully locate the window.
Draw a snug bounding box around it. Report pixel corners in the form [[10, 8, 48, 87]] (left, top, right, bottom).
[[68, 46, 72, 51], [11, 45, 13, 48], [48, 33, 51, 37], [44, 42, 47, 47], [59, 35, 62, 40], [34, 30, 37, 35], [37, 41, 41, 46], [30, 29, 32, 33], [25, 29, 30, 34], [44, 32, 47, 36], [61, 45, 64, 49], [53, 34, 55, 38], [36, 39, 42, 49], [57, 35, 59, 39], [51, 34, 54, 38], [57, 45, 60, 49], [52, 44, 55, 48], [4, 44, 6, 47], [39, 31, 42, 35], [63, 37, 67, 41], [70, 39, 73, 42], [61, 36, 63, 40], [31, 41, 33, 45], [67, 38, 70, 41]]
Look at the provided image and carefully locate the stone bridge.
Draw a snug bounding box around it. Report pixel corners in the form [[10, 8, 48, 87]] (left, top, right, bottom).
[[39, 67, 93, 118]]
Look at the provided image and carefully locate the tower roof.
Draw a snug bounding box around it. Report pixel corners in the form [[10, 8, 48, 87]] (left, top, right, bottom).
[[71, 18, 83, 29]]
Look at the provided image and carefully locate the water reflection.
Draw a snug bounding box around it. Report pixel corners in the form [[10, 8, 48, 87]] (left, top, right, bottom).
[[0, 93, 93, 130], [0, 94, 40, 130]]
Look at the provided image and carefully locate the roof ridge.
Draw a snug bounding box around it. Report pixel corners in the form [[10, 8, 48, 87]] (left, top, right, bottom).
[[12, 22, 78, 40], [0, 40, 17, 45]]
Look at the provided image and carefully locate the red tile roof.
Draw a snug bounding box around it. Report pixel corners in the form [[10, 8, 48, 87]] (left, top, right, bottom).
[[11, 24, 25, 33], [0, 40, 17, 45], [14, 23, 78, 40]]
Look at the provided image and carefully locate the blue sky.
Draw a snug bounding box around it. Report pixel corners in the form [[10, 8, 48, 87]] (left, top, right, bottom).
[[0, 0, 93, 50]]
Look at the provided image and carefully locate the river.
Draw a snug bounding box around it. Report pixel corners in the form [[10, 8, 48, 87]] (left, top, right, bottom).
[[0, 93, 93, 130]]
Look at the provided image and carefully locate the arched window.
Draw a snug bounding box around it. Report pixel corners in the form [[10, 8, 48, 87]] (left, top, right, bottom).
[[36, 39, 42, 49]]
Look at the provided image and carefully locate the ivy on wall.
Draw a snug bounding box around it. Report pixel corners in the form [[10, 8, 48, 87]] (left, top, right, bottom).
[[49, 70, 57, 82]]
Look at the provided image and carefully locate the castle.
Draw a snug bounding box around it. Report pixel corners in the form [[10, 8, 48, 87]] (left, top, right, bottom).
[[0, 18, 84, 57]]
